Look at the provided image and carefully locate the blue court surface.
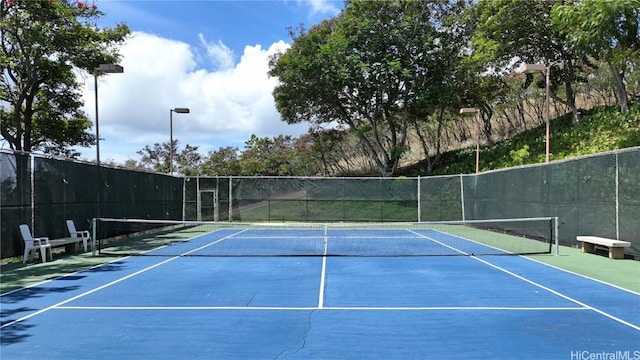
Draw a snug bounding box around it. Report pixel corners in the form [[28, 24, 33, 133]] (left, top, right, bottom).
[[1, 227, 639, 359]]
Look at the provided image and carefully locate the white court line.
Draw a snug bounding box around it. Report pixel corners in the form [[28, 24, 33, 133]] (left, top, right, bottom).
[[317, 228, 329, 308], [523, 255, 640, 296], [471, 255, 640, 332], [55, 305, 588, 311], [410, 230, 640, 332], [406, 229, 468, 255], [318, 257, 328, 309], [0, 256, 129, 298], [0, 229, 248, 329]]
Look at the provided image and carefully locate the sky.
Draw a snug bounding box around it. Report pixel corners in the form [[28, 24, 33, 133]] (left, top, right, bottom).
[[77, 0, 343, 164]]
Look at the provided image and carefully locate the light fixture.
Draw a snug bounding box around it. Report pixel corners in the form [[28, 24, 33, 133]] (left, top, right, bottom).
[[93, 64, 124, 166], [169, 107, 190, 174], [517, 63, 550, 163]]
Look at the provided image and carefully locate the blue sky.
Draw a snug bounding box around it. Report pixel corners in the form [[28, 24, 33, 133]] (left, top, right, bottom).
[[78, 0, 343, 164]]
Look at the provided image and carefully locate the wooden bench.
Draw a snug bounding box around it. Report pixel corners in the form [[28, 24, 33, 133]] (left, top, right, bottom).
[[577, 236, 631, 259], [49, 237, 84, 253]]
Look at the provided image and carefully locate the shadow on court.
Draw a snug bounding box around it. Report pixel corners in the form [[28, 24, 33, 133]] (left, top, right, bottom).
[[0, 318, 34, 346]]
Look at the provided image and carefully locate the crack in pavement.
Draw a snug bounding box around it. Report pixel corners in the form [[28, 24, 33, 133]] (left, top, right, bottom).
[[273, 310, 315, 360], [245, 292, 257, 306]]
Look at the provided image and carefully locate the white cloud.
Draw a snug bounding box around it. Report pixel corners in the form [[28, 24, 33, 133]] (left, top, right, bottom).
[[198, 33, 235, 70], [302, 0, 341, 17], [80, 31, 307, 163]]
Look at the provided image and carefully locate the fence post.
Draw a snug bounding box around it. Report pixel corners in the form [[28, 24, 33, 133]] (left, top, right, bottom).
[[554, 216, 559, 256], [615, 152, 620, 240], [30, 154, 35, 232], [417, 176, 421, 222], [228, 176, 233, 222], [460, 174, 466, 222], [91, 217, 97, 256]]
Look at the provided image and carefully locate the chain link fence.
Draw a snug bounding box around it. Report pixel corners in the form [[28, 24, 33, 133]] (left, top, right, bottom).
[[185, 148, 639, 256], [1, 151, 183, 258], [2, 147, 638, 258]]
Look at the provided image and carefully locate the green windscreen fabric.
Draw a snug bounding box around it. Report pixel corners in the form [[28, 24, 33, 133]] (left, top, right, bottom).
[[180, 149, 638, 255], [3, 148, 639, 259], [1, 152, 31, 258], [224, 177, 418, 222], [33, 157, 99, 239], [420, 175, 463, 221], [619, 151, 640, 253], [1, 154, 183, 258]]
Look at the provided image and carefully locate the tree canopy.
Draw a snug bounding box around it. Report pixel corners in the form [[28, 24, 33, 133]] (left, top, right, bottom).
[[266, 0, 638, 176], [552, 0, 640, 113], [269, 0, 457, 176], [4, 0, 635, 177], [0, 0, 130, 156]]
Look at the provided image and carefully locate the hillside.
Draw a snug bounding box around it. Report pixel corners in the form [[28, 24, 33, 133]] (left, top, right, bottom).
[[399, 103, 640, 176]]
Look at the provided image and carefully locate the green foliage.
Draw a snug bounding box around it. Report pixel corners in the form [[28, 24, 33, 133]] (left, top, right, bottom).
[[238, 134, 321, 176], [201, 146, 242, 176], [401, 103, 640, 176], [552, 0, 640, 62], [131, 140, 201, 175], [269, 0, 455, 176], [0, 0, 130, 154], [552, 104, 640, 156], [552, 0, 639, 112], [509, 145, 530, 166]]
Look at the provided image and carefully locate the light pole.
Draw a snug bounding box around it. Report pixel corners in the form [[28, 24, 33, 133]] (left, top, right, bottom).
[[517, 63, 550, 163], [94, 64, 124, 166], [460, 107, 481, 174], [169, 107, 190, 174]]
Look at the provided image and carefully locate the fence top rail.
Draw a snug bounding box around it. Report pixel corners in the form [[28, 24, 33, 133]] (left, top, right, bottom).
[[186, 175, 423, 180], [465, 146, 640, 177]]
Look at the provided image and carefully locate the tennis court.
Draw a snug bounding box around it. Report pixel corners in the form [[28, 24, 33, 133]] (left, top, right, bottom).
[[1, 220, 639, 359]]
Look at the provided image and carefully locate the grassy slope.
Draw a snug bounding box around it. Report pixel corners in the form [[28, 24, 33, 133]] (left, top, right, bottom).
[[400, 102, 640, 176]]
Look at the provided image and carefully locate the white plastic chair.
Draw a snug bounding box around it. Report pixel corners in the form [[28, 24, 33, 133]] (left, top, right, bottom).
[[66, 220, 90, 252], [20, 224, 53, 264]]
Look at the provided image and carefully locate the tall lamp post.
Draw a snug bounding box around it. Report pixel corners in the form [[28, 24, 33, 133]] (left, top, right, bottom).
[[460, 107, 481, 173], [94, 64, 124, 166], [169, 107, 190, 174], [517, 63, 550, 163]]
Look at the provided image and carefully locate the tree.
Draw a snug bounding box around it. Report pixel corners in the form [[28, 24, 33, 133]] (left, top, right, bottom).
[[269, 0, 446, 176], [552, 0, 640, 113], [304, 128, 357, 176], [238, 134, 314, 176], [405, 0, 494, 173], [176, 144, 203, 176], [471, 0, 586, 123], [133, 140, 202, 175], [135, 142, 171, 173], [202, 146, 242, 176], [0, 0, 130, 156]]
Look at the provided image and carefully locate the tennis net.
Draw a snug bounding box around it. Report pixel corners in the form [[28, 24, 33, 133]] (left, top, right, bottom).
[[92, 217, 557, 257]]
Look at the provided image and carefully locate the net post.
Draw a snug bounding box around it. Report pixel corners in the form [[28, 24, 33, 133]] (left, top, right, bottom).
[[554, 216, 559, 256], [91, 217, 97, 256], [323, 224, 329, 255]]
